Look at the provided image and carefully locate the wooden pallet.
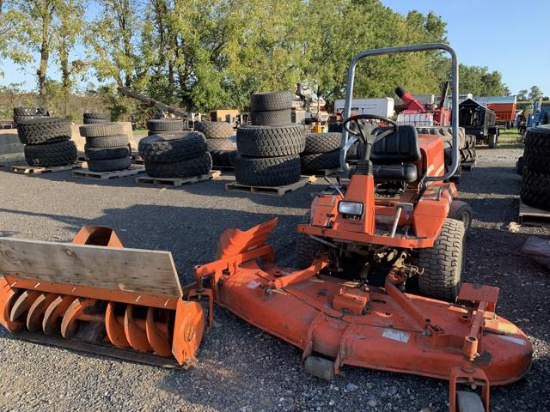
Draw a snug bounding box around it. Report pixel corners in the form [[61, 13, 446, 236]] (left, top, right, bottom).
[[72, 164, 145, 180], [11, 162, 83, 175], [519, 200, 550, 226], [225, 175, 317, 196], [136, 170, 221, 187]]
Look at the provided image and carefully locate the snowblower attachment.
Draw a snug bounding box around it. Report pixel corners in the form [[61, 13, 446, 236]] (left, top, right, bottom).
[[0, 226, 204, 367], [194, 218, 532, 412]]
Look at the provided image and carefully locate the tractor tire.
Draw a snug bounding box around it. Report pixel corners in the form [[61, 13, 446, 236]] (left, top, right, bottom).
[[465, 134, 477, 148], [520, 168, 550, 211], [250, 91, 293, 112], [303, 133, 342, 154], [205, 138, 236, 152], [193, 121, 234, 139], [85, 134, 129, 149], [87, 156, 132, 172], [236, 124, 305, 157], [147, 130, 194, 140], [138, 132, 207, 163], [487, 133, 498, 148], [146, 119, 184, 132], [523, 127, 550, 173], [84, 145, 131, 160], [449, 200, 473, 233], [460, 148, 477, 163], [144, 152, 212, 178], [300, 150, 340, 172], [210, 150, 238, 167], [517, 156, 525, 175], [524, 124, 550, 146], [417, 218, 465, 301], [79, 123, 123, 138], [14, 107, 48, 117], [250, 109, 292, 126], [83, 113, 110, 124], [24, 140, 77, 167], [234, 154, 301, 186], [16, 117, 71, 144], [296, 212, 327, 269]]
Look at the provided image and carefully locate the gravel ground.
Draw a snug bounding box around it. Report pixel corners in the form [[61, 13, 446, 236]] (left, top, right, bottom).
[[0, 137, 548, 412]]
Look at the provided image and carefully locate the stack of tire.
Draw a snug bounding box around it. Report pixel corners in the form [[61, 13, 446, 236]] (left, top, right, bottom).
[[235, 91, 305, 187], [16, 117, 77, 167], [83, 112, 110, 124], [13, 107, 49, 125], [194, 121, 237, 168], [520, 125, 550, 211], [139, 119, 212, 178], [79, 123, 132, 172], [300, 132, 342, 172]]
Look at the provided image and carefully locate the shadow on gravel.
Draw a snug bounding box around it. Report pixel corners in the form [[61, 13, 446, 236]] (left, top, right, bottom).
[[0, 204, 304, 282], [459, 166, 522, 196]]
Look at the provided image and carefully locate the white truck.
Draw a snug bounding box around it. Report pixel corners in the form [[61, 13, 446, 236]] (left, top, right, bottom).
[[333, 97, 395, 118]]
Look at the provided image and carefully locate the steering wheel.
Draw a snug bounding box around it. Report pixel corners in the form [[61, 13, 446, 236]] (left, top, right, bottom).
[[342, 114, 398, 144]]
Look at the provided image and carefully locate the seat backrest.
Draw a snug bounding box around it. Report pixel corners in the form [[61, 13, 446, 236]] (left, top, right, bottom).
[[371, 125, 421, 164]]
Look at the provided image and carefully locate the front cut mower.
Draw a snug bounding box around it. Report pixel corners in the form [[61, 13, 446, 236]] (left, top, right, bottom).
[[0, 44, 532, 412]]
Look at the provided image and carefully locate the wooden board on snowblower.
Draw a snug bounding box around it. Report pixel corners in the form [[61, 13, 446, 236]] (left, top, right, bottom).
[[0, 238, 183, 297]]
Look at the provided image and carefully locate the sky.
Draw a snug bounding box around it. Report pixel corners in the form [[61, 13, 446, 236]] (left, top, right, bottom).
[[0, 0, 548, 97], [380, 0, 550, 97]]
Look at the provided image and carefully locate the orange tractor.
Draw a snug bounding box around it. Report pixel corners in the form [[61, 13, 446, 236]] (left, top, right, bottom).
[[0, 44, 532, 411]]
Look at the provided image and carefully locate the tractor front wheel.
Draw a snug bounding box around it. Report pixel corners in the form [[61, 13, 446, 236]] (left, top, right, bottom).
[[417, 219, 465, 301]]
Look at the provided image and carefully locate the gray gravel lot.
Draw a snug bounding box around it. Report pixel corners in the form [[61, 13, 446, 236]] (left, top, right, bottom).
[[0, 140, 548, 412]]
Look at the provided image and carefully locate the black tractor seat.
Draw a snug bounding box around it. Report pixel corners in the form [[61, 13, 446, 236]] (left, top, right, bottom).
[[371, 125, 421, 183]]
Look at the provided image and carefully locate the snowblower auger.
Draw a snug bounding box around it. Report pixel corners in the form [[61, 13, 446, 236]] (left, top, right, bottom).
[[0, 226, 204, 367], [193, 217, 532, 412]]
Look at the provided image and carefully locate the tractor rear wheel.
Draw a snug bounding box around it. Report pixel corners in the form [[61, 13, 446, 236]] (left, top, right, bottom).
[[417, 219, 465, 301], [296, 213, 328, 269], [449, 201, 473, 233]]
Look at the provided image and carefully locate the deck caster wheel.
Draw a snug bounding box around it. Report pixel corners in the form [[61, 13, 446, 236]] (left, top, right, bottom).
[[456, 390, 485, 412], [304, 356, 335, 381]]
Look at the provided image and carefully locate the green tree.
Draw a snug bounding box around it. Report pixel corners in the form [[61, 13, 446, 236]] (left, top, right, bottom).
[[528, 85, 543, 100]]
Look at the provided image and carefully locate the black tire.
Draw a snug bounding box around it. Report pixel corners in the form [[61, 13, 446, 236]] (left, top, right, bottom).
[[449, 200, 473, 233], [524, 124, 550, 146], [250, 109, 291, 126], [465, 134, 476, 149], [79, 123, 123, 138], [300, 150, 340, 171], [138, 132, 207, 163], [206, 138, 236, 152], [517, 156, 524, 175], [523, 127, 550, 173], [520, 168, 550, 211], [210, 150, 238, 167], [487, 133, 498, 148], [303, 133, 342, 154], [85, 145, 130, 160], [14, 107, 48, 117], [460, 148, 477, 163], [144, 152, 212, 178], [234, 154, 301, 186], [147, 119, 184, 132], [296, 212, 327, 269], [250, 91, 293, 112], [236, 124, 305, 157], [147, 131, 194, 140], [85, 134, 129, 148], [16, 117, 71, 144], [193, 121, 234, 139], [87, 156, 132, 172], [24, 140, 77, 167], [417, 219, 465, 301], [83, 113, 110, 124]]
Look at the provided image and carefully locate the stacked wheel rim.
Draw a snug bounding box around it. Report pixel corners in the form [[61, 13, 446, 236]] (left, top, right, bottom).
[[520, 125, 550, 210], [79, 122, 132, 172], [16, 116, 77, 167], [235, 91, 304, 186], [141, 119, 212, 178]]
